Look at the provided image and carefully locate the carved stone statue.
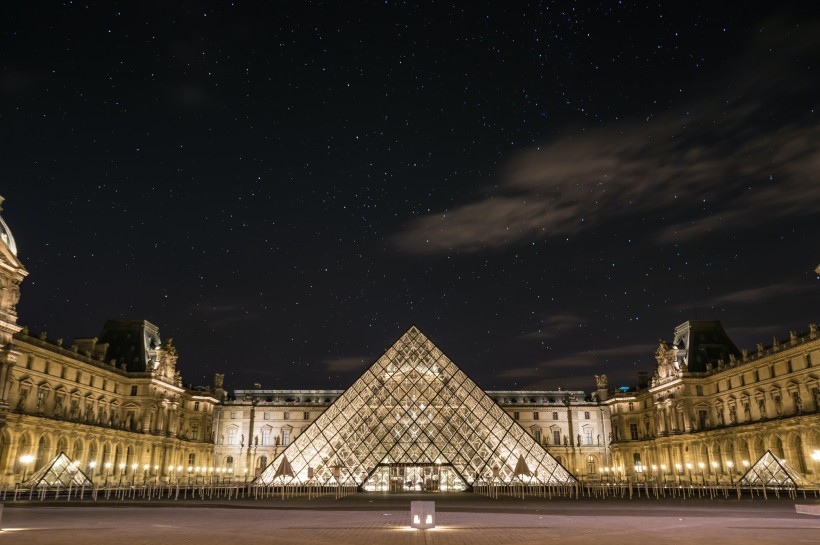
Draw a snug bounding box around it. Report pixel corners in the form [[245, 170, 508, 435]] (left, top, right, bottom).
[[729, 405, 737, 424], [774, 397, 783, 416], [743, 403, 751, 420], [577, 434, 581, 446], [794, 394, 803, 413], [757, 400, 766, 419], [595, 374, 608, 389], [214, 373, 224, 388]]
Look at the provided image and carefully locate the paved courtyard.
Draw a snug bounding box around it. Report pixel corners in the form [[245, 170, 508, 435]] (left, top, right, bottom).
[[1, 493, 818, 545]]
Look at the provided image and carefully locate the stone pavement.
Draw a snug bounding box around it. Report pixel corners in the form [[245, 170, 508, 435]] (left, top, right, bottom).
[[1, 493, 819, 545]]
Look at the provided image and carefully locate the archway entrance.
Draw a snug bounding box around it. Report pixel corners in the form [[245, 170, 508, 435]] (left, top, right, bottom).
[[362, 463, 467, 492]]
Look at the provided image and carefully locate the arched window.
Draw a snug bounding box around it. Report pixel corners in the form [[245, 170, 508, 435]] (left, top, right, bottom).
[[35, 436, 48, 470]]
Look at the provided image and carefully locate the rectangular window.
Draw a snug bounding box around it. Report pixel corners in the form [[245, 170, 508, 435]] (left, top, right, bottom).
[[754, 370, 760, 382], [282, 429, 290, 446], [698, 410, 708, 429], [740, 374, 745, 386], [304, 412, 309, 420], [263, 412, 270, 420], [585, 429, 593, 445], [628, 402, 634, 412], [261, 428, 270, 446], [227, 428, 237, 445], [806, 353, 812, 367], [584, 411, 590, 420], [230, 411, 237, 419], [533, 412, 539, 420], [534, 429, 541, 443], [552, 412, 558, 420], [513, 411, 519, 420], [130, 386, 138, 396], [629, 423, 639, 440], [553, 430, 561, 445], [191, 423, 199, 440], [786, 359, 792, 373], [193, 401, 199, 411], [283, 412, 290, 420], [695, 385, 703, 396]]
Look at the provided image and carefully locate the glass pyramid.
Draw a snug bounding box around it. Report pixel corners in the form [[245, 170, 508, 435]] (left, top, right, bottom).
[[738, 450, 812, 487], [255, 326, 576, 490], [23, 451, 94, 488]]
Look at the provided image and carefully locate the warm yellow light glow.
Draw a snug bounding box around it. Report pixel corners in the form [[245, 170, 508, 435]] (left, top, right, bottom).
[[811, 450, 820, 462], [726, 461, 734, 468], [19, 454, 35, 464]]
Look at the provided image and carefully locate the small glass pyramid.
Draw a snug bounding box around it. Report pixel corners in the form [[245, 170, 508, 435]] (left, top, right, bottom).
[[255, 326, 576, 490], [22, 451, 94, 488], [738, 450, 812, 487]]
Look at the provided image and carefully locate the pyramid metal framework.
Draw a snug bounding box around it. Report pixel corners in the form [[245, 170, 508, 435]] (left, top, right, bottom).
[[22, 451, 93, 488], [738, 450, 813, 487], [255, 326, 576, 489]]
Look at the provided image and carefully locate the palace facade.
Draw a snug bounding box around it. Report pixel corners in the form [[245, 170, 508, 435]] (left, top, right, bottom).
[[0, 195, 817, 487], [0, 198, 220, 486], [606, 320, 820, 482]]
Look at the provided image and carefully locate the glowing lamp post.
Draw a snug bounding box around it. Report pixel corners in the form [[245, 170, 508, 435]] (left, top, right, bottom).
[[105, 462, 113, 486], [685, 463, 693, 483], [726, 461, 734, 484], [19, 454, 35, 485]]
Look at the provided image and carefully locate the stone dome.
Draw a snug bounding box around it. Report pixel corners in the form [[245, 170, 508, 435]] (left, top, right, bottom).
[[0, 196, 18, 256]]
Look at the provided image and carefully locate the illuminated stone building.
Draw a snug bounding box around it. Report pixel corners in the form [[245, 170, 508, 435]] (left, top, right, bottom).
[[606, 320, 820, 482], [1, 195, 817, 488], [0, 197, 219, 486]]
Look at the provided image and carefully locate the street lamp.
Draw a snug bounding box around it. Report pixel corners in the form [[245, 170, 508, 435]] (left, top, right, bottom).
[[675, 463, 682, 484], [726, 461, 734, 484], [698, 462, 705, 485], [711, 461, 719, 484], [119, 462, 126, 484], [105, 462, 112, 486], [686, 463, 693, 483], [19, 454, 35, 484]]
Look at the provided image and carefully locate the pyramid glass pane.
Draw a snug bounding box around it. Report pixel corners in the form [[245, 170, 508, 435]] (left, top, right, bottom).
[[254, 326, 576, 488]]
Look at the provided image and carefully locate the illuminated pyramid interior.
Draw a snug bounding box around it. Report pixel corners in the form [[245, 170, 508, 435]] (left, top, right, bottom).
[[255, 326, 576, 491]]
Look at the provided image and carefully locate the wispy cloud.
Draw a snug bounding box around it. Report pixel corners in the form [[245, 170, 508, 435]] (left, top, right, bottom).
[[325, 356, 371, 372], [393, 18, 820, 254], [520, 313, 585, 339]]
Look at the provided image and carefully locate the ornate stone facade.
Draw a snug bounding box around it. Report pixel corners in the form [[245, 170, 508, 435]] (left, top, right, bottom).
[[0, 197, 219, 485], [607, 320, 820, 482]]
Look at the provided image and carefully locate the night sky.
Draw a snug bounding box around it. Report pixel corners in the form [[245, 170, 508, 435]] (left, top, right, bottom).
[[2, 2, 818, 394]]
